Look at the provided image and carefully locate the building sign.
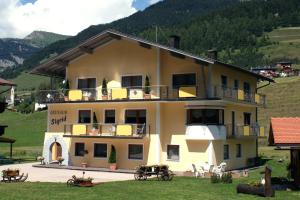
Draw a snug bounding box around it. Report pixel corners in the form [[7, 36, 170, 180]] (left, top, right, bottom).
[[49, 110, 67, 126]]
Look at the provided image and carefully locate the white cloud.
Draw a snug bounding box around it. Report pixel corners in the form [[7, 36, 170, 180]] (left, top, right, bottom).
[[149, 0, 162, 5], [0, 0, 137, 38]]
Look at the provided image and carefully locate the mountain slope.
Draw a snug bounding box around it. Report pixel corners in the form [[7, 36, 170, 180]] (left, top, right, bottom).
[[0, 0, 239, 78], [24, 31, 70, 48], [0, 31, 70, 71], [258, 76, 300, 134]]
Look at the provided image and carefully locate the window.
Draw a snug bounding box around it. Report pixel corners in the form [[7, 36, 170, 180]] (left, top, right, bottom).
[[244, 113, 251, 125], [167, 145, 179, 161], [128, 144, 143, 160], [243, 82, 251, 93], [221, 75, 228, 88], [125, 110, 146, 124], [186, 109, 224, 125], [94, 143, 107, 158], [234, 80, 239, 90], [224, 144, 229, 160], [75, 143, 85, 156], [122, 76, 142, 88], [78, 78, 96, 89], [172, 73, 196, 89], [78, 110, 91, 123], [236, 144, 242, 158], [105, 110, 115, 124]]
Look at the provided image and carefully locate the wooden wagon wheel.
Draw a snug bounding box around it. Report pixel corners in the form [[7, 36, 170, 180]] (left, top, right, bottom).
[[159, 170, 174, 181], [67, 179, 75, 186], [134, 171, 145, 181]]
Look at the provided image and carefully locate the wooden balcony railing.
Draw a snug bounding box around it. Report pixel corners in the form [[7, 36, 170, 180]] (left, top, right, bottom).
[[63, 123, 150, 138]]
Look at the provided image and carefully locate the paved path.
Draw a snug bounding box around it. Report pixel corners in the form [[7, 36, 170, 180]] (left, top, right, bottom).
[[0, 163, 134, 183]]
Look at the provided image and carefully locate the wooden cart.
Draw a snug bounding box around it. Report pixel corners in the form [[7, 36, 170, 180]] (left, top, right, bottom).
[[134, 165, 174, 181], [1, 169, 28, 183], [67, 175, 94, 187]]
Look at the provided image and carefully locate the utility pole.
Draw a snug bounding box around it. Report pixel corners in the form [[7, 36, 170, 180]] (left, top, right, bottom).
[[156, 26, 158, 43]]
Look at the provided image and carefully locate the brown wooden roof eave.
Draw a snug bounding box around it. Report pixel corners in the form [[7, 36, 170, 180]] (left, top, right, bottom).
[[0, 136, 16, 143]]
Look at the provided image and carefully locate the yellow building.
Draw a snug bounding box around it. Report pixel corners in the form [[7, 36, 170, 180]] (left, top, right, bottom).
[[31, 30, 272, 172]]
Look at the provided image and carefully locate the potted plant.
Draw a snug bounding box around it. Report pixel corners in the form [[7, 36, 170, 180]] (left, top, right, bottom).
[[81, 150, 89, 168], [144, 76, 151, 99], [57, 157, 64, 165], [37, 156, 45, 165], [90, 112, 99, 135], [62, 80, 70, 101], [102, 78, 108, 100], [108, 145, 117, 170]]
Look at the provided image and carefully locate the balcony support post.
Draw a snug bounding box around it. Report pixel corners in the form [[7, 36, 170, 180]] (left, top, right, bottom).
[[207, 64, 213, 98], [208, 140, 215, 166]]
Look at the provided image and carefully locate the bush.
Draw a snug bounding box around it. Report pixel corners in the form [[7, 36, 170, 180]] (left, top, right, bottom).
[[211, 173, 221, 183], [221, 172, 233, 184], [108, 145, 116, 163], [211, 172, 232, 184]]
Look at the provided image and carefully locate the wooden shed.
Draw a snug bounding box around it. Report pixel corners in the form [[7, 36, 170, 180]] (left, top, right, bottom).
[[269, 117, 300, 185]]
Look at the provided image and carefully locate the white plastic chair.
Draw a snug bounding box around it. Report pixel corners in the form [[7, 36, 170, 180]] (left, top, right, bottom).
[[213, 162, 227, 176], [192, 164, 204, 178]]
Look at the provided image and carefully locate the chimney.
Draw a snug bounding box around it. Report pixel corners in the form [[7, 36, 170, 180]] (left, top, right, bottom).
[[207, 49, 218, 60], [169, 35, 181, 49]]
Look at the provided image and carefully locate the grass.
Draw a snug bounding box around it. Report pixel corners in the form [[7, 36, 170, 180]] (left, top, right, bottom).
[[12, 72, 50, 91], [258, 76, 300, 135], [0, 110, 46, 147], [0, 159, 299, 200], [260, 27, 300, 66]]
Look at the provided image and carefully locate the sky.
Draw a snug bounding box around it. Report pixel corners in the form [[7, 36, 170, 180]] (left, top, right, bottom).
[[0, 0, 162, 38]]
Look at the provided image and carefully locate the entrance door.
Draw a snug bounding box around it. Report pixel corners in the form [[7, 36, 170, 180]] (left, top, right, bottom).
[[51, 142, 62, 161], [231, 111, 235, 136]]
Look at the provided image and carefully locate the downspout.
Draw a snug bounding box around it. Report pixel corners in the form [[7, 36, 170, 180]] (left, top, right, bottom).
[[156, 48, 161, 164], [255, 80, 272, 158]]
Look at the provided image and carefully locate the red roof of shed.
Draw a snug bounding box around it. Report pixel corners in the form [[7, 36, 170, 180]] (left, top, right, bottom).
[[269, 118, 300, 145], [0, 78, 15, 86]]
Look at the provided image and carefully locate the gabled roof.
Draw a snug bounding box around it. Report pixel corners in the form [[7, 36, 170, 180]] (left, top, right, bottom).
[[269, 118, 300, 146], [30, 29, 274, 82], [0, 78, 15, 86]]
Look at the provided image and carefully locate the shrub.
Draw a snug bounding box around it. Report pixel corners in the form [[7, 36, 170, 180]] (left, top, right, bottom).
[[211, 173, 221, 183], [221, 172, 233, 184], [144, 76, 151, 94], [102, 78, 108, 96], [109, 145, 116, 163]]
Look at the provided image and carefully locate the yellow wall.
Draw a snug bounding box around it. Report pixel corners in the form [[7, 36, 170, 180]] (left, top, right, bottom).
[[43, 38, 262, 171]]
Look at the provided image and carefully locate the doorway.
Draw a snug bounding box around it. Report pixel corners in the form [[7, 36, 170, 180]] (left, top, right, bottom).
[[51, 142, 62, 161]]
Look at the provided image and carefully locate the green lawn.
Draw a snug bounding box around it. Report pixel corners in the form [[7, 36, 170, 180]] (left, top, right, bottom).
[[12, 72, 50, 91], [0, 110, 46, 160], [260, 27, 300, 67], [0, 159, 299, 200]]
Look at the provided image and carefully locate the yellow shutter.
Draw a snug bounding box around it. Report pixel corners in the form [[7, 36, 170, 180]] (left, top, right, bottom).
[[260, 126, 265, 137], [179, 86, 197, 98], [116, 125, 132, 136], [72, 124, 87, 135], [255, 94, 260, 104], [238, 90, 244, 100], [69, 90, 83, 101], [243, 126, 250, 136], [111, 88, 127, 100]]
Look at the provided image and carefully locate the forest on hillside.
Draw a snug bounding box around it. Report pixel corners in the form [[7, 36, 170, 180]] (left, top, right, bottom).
[[1, 0, 300, 79]]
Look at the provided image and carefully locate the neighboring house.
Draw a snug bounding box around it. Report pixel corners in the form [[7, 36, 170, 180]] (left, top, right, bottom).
[[30, 30, 272, 171], [269, 118, 300, 186], [251, 66, 278, 79]]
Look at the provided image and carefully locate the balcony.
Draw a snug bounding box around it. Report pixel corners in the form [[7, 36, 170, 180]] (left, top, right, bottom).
[[185, 125, 226, 140], [213, 86, 266, 106], [36, 85, 265, 106], [226, 124, 265, 139], [63, 123, 150, 139]]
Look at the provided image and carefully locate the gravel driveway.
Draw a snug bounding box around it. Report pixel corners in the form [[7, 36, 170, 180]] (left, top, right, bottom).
[[0, 163, 134, 183]]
